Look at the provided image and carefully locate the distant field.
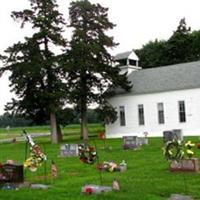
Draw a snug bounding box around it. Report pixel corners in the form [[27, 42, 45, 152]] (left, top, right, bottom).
[[0, 123, 104, 140]]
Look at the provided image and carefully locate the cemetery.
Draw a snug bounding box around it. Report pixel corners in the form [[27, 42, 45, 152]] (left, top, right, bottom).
[[1, 0, 200, 199], [0, 126, 199, 200]]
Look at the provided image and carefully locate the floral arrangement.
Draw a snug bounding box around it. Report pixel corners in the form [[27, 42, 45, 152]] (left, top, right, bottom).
[[143, 131, 149, 137], [185, 140, 195, 158], [164, 139, 197, 161], [99, 132, 105, 140], [78, 144, 97, 164], [163, 140, 184, 162], [24, 134, 47, 172], [96, 160, 127, 172]]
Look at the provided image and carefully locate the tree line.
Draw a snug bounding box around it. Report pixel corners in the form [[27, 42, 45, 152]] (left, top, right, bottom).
[[0, 108, 101, 128], [135, 18, 200, 68], [0, 0, 131, 143]]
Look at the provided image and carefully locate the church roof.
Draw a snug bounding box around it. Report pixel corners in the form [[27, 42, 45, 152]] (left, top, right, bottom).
[[115, 51, 139, 61], [115, 61, 200, 95]]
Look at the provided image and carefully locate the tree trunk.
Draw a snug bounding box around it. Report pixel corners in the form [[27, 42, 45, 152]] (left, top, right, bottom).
[[57, 124, 63, 142], [50, 112, 59, 144], [81, 110, 88, 141], [80, 118, 83, 140]]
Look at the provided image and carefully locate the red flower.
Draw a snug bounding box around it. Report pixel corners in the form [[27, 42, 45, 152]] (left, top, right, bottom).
[[85, 187, 93, 194], [99, 132, 105, 140]]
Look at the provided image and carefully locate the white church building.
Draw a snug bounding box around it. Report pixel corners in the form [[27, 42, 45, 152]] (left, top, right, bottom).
[[105, 51, 200, 138]]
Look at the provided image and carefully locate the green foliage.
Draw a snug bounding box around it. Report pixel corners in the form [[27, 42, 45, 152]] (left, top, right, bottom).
[[96, 102, 117, 124], [166, 18, 192, 65], [0, 0, 68, 142], [66, 0, 131, 139], [0, 108, 103, 128], [136, 18, 200, 68], [0, 112, 32, 128], [135, 39, 168, 68]]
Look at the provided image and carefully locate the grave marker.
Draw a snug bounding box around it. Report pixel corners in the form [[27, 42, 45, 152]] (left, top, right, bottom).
[[123, 136, 139, 149], [0, 163, 24, 183], [60, 144, 79, 157], [163, 129, 183, 143], [170, 158, 199, 172]]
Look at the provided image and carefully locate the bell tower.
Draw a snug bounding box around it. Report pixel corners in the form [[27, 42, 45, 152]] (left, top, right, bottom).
[[115, 50, 141, 75]]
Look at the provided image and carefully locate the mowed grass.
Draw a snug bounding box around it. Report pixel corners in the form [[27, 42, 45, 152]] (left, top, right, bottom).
[[0, 126, 200, 200]]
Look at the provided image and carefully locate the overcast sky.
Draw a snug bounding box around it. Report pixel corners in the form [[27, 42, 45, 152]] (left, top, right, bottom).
[[1, 0, 200, 114]]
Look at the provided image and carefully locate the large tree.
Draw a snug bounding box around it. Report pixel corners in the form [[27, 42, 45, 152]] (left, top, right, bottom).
[[0, 0, 67, 143], [135, 39, 168, 68], [136, 18, 196, 68], [67, 0, 131, 140], [166, 18, 192, 65]]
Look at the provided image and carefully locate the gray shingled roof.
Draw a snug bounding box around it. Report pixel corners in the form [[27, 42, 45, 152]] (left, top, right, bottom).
[[115, 61, 200, 95], [115, 51, 132, 60]]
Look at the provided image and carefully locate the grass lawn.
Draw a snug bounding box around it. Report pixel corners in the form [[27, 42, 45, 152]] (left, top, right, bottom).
[[0, 127, 200, 200]]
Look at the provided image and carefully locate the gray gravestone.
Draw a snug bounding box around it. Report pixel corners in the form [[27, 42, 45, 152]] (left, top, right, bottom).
[[172, 129, 183, 141], [169, 194, 193, 200], [163, 129, 183, 143], [0, 164, 24, 183], [138, 137, 148, 145], [60, 144, 79, 157], [123, 136, 139, 149]]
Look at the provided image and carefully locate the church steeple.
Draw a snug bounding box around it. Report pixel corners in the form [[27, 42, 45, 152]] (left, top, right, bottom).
[[114, 50, 141, 75]]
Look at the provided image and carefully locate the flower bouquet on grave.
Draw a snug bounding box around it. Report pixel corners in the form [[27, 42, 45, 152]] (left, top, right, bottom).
[[78, 144, 97, 165], [81, 184, 112, 194], [24, 134, 47, 172], [196, 137, 200, 149], [185, 140, 195, 158], [96, 160, 127, 172]]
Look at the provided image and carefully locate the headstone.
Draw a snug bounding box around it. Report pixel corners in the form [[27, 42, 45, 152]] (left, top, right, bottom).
[[0, 164, 24, 183], [60, 144, 79, 157], [138, 137, 148, 145], [5, 126, 10, 132], [31, 184, 49, 189], [123, 136, 139, 149], [172, 129, 183, 141], [163, 129, 183, 143], [170, 158, 199, 172], [169, 194, 193, 200]]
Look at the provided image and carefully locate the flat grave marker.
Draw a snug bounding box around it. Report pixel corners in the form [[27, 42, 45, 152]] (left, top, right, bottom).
[[60, 144, 79, 157]]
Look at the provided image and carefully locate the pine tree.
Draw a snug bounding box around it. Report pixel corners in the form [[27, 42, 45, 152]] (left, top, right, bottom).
[[0, 0, 67, 143], [67, 0, 131, 140], [166, 18, 192, 65]]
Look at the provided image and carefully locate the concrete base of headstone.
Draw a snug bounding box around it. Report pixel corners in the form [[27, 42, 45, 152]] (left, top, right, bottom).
[[18, 181, 31, 188], [169, 194, 193, 200], [138, 137, 148, 145], [30, 184, 49, 189], [170, 158, 199, 172], [81, 184, 112, 194]]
